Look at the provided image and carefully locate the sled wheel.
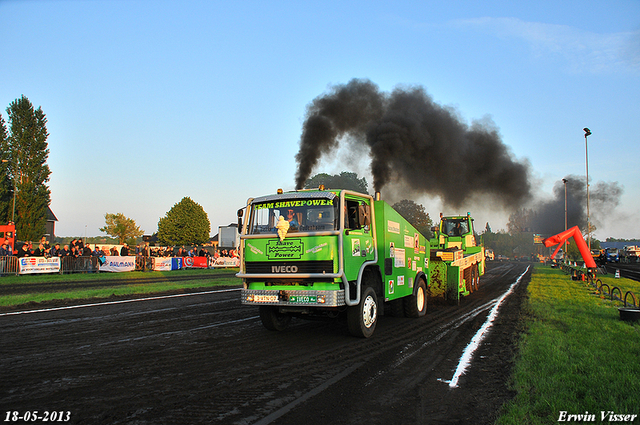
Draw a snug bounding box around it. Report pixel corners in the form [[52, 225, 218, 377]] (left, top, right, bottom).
[[347, 286, 378, 338], [259, 306, 291, 331], [473, 264, 480, 291]]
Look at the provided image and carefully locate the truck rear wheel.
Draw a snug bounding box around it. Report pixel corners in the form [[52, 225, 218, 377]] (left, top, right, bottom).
[[472, 264, 480, 291], [464, 267, 473, 293], [404, 278, 427, 318], [259, 306, 291, 331], [347, 286, 378, 338]]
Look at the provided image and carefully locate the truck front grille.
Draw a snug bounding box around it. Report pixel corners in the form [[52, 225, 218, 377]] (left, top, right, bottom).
[[245, 260, 334, 274]]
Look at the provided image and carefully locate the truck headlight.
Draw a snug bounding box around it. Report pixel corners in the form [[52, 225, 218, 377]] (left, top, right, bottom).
[[317, 295, 326, 304]]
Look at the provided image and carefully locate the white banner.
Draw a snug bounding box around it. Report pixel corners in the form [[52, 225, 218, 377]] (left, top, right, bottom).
[[212, 257, 240, 267], [19, 256, 61, 274], [153, 257, 173, 271], [99, 256, 136, 272]]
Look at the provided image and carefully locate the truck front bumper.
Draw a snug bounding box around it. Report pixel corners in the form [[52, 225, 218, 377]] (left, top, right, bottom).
[[241, 288, 345, 307]]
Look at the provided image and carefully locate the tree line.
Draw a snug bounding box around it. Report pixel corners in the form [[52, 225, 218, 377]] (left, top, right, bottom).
[[100, 197, 211, 247], [305, 171, 602, 261]]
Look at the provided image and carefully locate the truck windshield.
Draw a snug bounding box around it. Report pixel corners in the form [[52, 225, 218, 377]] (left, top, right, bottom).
[[249, 198, 339, 234], [442, 219, 469, 236]]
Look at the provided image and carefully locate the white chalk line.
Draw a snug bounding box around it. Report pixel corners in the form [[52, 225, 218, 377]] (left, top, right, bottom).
[[0, 287, 242, 317], [364, 298, 498, 387], [444, 266, 530, 388]]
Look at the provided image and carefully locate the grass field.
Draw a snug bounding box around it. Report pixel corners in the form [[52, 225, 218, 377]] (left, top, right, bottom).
[[0, 268, 242, 307], [497, 265, 640, 424]]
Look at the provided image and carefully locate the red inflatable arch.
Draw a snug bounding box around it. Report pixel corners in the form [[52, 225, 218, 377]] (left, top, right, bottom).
[[543, 226, 596, 269]]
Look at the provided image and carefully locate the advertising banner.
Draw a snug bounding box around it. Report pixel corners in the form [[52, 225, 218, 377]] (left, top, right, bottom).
[[212, 257, 240, 268], [99, 256, 136, 272], [182, 256, 208, 268], [153, 257, 172, 271], [19, 256, 61, 274], [153, 257, 183, 271], [172, 257, 183, 270]]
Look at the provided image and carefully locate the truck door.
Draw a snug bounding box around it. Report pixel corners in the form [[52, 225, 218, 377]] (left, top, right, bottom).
[[342, 197, 374, 282]]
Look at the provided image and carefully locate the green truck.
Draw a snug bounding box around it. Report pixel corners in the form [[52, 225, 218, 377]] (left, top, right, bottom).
[[428, 213, 485, 302], [237, 188, 484, 337]]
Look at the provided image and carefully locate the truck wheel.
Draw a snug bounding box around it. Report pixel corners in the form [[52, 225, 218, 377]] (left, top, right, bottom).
[[259, 306, 291, 331], [472, 264, 480, 291], [464, 267, 473, 293], [347, 286, 378, 338], [404, 278, 427, 318]]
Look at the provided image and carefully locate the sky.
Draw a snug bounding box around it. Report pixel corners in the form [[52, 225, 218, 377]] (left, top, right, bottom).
[[1, 0, 639, 240]]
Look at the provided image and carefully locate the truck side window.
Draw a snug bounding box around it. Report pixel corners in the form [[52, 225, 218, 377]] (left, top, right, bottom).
[[344, 199, 371, 230], [345, 200, 359, 230]]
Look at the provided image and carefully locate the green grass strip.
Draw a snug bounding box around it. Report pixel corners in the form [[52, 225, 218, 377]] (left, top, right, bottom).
[[497, 265, 640, 424], [0, 269, 241, 307], [0, 267, 236, 285]]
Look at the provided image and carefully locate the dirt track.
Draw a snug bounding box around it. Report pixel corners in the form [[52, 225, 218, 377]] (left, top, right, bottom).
[[0, 262, 531, 424]]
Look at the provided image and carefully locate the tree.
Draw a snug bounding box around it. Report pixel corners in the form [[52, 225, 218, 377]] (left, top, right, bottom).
[[157, 197, 210, 246], [304, 171, 369, 194], [507, 208, 534, 234], [100, 213, 144, 244], [0, 115, 12, 224], [392, 199, 433, 238], [3, 96, 51, 241]]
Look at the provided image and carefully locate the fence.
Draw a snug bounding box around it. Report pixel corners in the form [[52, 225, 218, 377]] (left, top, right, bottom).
[[0, 255, 239, 276], [560, 263, 638, 308], [60, 256, 100, 273], [0, 256, 19, 276]]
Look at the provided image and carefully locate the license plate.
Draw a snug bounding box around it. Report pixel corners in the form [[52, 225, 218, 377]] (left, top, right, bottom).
[[289, 295, 317, 303], [254, 294, 278, 302]]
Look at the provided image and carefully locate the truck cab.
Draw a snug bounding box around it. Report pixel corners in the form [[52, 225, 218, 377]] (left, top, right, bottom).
[[605, 247, 620, 263], [237, 188, 430, 337], [432, 213, 477, 251]]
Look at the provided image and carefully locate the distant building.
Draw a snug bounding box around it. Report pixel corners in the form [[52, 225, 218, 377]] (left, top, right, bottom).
[[45, 206, 58, 239], [601, 241, 640, 250]]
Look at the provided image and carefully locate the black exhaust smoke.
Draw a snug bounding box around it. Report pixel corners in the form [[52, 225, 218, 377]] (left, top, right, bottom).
[[529, 175, 623, 235], [294, 78, 531, 209]]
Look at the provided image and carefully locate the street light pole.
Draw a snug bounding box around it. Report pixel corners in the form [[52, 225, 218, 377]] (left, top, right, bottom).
[[11, 182, 16, 223], [583, 128, 591, 252], [563, 178, 568, 262]]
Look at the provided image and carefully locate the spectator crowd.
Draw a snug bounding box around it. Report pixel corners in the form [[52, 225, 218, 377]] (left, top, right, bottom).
[[0, 236, 238, 259]]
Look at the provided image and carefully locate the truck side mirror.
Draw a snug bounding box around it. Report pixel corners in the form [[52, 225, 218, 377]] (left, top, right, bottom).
[[237, 209, 244, 233]]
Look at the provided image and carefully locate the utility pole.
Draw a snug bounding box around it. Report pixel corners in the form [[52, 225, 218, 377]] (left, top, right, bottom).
[[583, 128, 591, 251], [563, 178, 568, 262]]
